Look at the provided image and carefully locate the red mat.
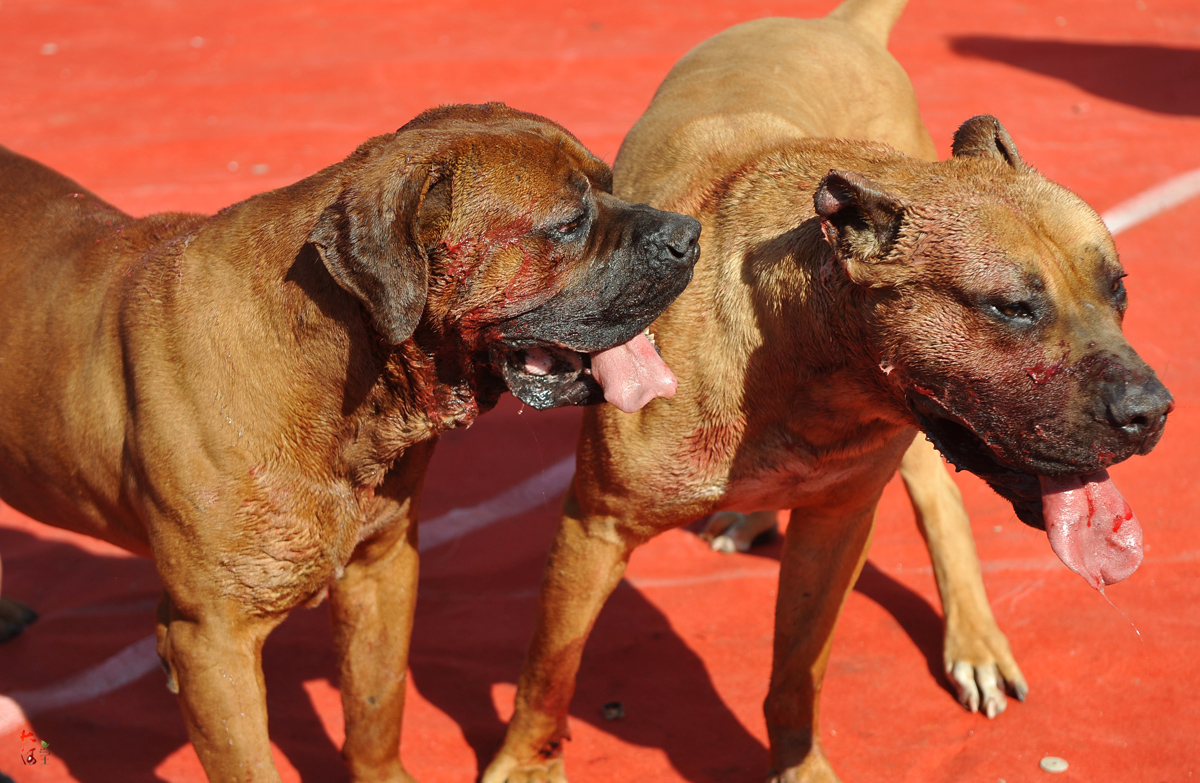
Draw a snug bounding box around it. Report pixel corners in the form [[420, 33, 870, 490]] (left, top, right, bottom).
[[1, 1, 1198, 781]]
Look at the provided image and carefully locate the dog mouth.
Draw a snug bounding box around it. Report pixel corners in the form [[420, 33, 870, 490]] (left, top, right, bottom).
[[498, 331, 677, 412], [910, 393, 1143, 591]]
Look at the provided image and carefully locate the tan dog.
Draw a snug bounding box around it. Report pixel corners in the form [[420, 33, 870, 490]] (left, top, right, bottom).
[[484, 2, 1172, 782], [0, 103, 700, 783]]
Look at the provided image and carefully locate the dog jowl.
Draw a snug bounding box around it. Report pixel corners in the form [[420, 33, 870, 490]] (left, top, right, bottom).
[[820, 116, 1172, 589]]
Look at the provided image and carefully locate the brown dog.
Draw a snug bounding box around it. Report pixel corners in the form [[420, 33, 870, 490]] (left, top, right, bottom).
[[0, 103, 699, 783], [484, 2, 1172, 782]]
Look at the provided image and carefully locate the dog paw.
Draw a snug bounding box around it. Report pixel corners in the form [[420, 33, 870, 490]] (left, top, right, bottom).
[[699, 510, 779, 553], [945, 624, 1028, 719], [0, 597, 38, 643], [481, 755, 567, 783], [767, 751, 841, 783]]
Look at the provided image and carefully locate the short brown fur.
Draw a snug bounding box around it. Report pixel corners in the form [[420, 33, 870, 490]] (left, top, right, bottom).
[[0, 102, 700, 782]]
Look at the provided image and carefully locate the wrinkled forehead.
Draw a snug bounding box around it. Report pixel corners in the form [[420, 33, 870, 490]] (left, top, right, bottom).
[[447, 129, 609, 223], [949, 177, 1121, 293]]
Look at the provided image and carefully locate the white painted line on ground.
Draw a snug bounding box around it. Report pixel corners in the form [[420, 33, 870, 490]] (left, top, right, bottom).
[[0, 634, 160, 736], [5, 162, 1200, 737], [0, 455, 578, 736], [1102, 165, 1200, 236], [419, 454, 575, 552]]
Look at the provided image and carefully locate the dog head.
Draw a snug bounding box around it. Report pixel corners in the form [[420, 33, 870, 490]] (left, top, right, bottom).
[[816, 115, 1172, 588], [308, 103, 700, 414]]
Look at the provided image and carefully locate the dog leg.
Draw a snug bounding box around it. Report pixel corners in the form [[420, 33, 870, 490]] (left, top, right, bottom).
[[156, 593, 286, 783], [483, 485, 636, 783], [329, 440, 433, 783], [0, 555, 37, 643], [765, 504, 876, 783], [899, 436, 1027, 717], [329, 511, 420, 783]]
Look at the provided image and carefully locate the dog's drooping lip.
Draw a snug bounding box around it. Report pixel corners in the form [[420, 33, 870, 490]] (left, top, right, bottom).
[[911, 393, 1144, 590], [497, 332, 677, 412]]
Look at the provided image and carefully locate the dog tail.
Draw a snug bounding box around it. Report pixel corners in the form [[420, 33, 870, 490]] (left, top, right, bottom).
[[826, 0, 908, 46]]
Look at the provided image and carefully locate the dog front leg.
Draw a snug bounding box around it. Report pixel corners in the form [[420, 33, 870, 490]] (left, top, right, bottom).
[[0, 554, 37, 643], [329, 516, 419, 783], [898, 435, 1027, 717], [483, 484, 637, 783], [329, 442, 433, 783], [157, 593, 285, 783], [765, 504, 876, 783]]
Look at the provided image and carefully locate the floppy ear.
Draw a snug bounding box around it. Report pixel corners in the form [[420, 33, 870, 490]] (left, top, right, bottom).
[[309, 161, 445, 344], [951, 115, 1025, 171], [814, 170, 907, 285]]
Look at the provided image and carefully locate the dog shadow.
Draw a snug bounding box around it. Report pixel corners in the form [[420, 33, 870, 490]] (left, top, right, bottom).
[[734, 530, 951, 701], [949, 36, 1200, 116], [0, 510, 950, 783], [408, 566, 770, 783]]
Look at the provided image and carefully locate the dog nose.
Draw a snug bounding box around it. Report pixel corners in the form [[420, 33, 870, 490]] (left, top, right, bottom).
[[646, 214, 701, 269], [664, 215, 702, 260], [1103, 375, 1173, 443]]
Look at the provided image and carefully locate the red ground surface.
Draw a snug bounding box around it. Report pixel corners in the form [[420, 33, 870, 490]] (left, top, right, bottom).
[[1, 1, 1198, 781]]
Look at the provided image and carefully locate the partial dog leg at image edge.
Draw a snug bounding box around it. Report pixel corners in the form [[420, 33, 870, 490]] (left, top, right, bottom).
[[0, 555, 37, 643]]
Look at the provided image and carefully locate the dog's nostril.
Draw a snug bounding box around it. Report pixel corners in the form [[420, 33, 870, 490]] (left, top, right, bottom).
[[664, 216, 701, 258], [1122, 415, 1151, 435], [1106, 379, 1173, 437]]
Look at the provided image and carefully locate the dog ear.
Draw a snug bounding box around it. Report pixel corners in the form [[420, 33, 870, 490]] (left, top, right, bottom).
[[814, 170, 907, 284], [951, 115, 1025, 171], [309, 161, 446, 345]]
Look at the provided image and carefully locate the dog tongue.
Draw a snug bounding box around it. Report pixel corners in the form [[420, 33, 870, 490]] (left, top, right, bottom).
[[1039, 469, 1143, 590], [589, 333, 677, 413]]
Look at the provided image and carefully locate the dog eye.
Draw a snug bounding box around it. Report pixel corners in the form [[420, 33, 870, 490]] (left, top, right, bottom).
[[1110, 274, 1127, 297], [991, 301, 1035, 322], [552, 212, 588, 238]]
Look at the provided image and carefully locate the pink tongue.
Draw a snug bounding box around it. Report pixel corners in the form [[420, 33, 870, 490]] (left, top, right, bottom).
[[1039, 469, 1143, 590], [589, 333, 678, 413]]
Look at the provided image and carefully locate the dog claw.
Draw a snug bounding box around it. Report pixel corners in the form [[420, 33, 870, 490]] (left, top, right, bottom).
[[950, 660, 1016, 719], [710, 534, 740, 553]]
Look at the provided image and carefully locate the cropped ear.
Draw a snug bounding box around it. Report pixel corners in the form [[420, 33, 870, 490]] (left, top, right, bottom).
[[814, 170, 907, 284], [309, 160, 445, 344], [951, 115, 1025, 171]]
